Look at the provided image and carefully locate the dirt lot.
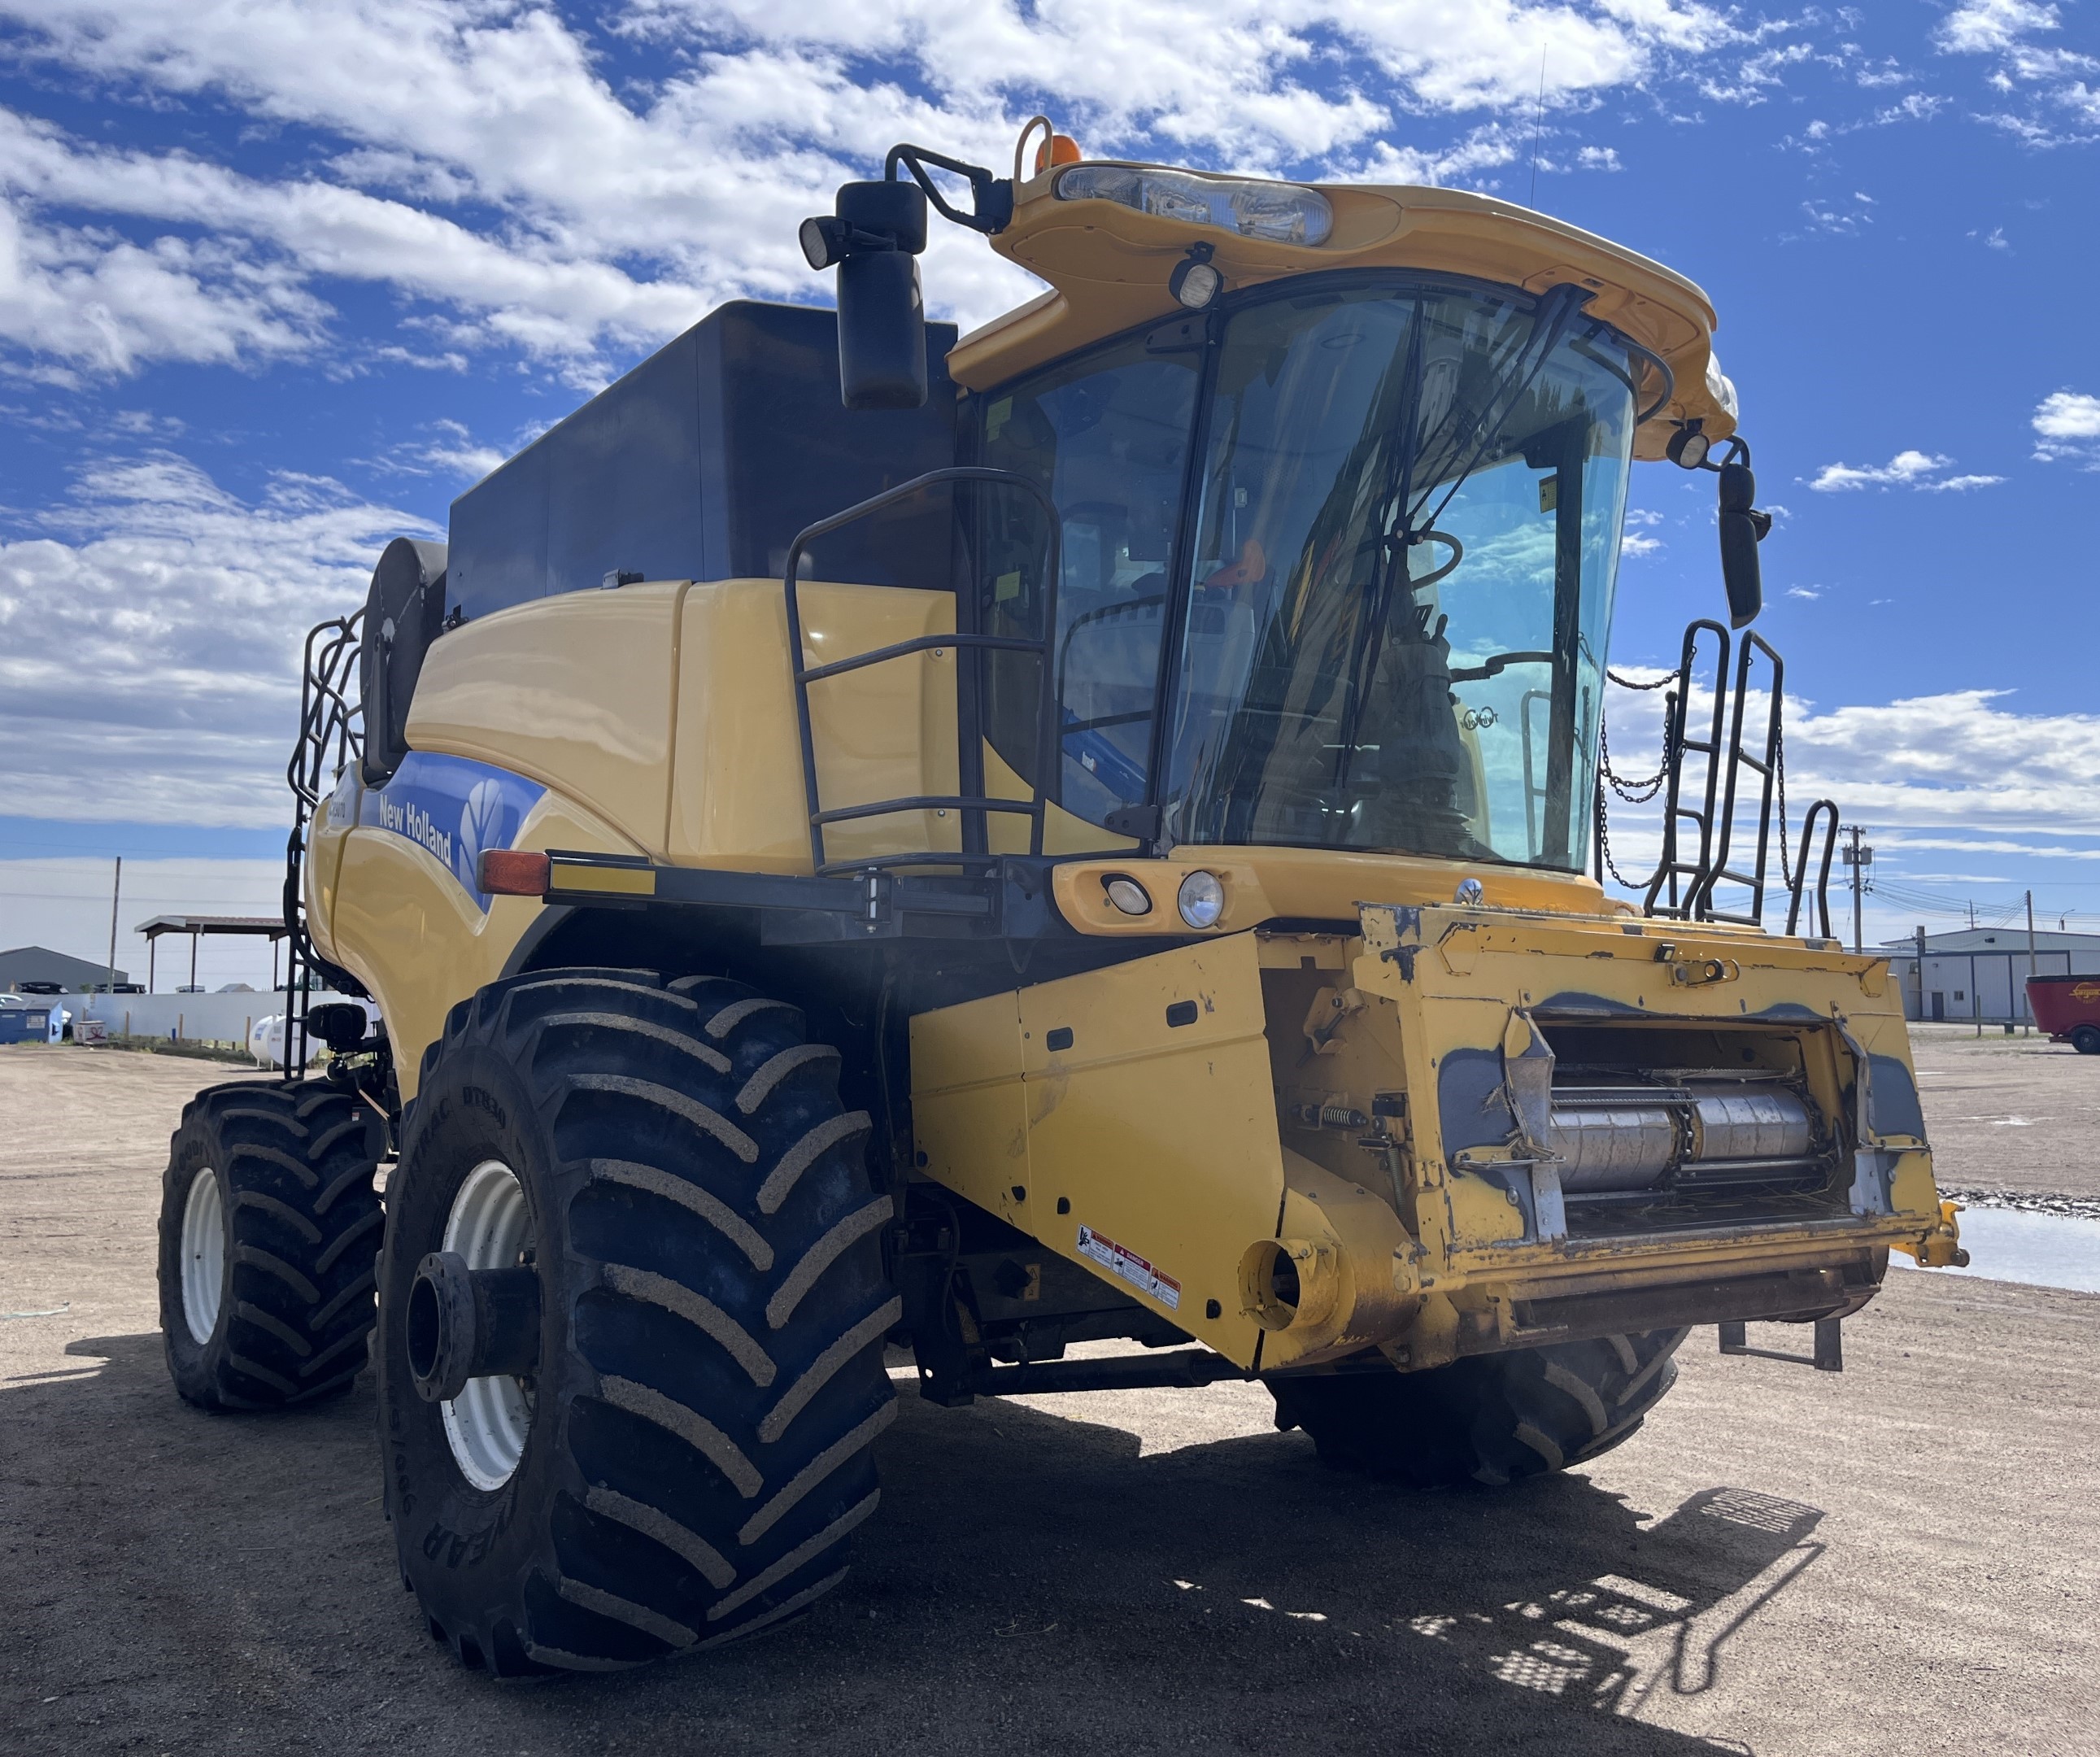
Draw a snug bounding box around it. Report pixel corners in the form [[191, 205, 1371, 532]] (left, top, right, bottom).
[[3, 1043, 2097, 1757], [1908, 1023, 2100, 1207]]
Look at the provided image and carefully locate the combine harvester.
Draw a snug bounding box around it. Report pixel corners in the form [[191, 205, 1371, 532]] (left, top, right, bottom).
[[157, 124, 1967, 1674]]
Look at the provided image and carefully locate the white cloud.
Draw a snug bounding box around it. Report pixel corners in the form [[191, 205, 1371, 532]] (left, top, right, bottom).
[[1935, 0, 2059, 57], [0, 452, 429, 824], [0, 0, 1754, 378], [1698, 39, 1814, 104], [1785, 585, 1823, 599], [0, 196, 327, 381], [1576, 145, 1623, 170], [2032, 389, 2100, 464], [1935, 0, 2099, 145], [1806, 449, 2002, 491]]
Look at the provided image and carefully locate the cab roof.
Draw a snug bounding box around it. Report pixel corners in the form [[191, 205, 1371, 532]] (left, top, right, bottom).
[[951, 163, 1735, 460]]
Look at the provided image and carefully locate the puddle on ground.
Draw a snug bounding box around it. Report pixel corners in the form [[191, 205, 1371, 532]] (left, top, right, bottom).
[[1891, 1205, 2100, 1295]]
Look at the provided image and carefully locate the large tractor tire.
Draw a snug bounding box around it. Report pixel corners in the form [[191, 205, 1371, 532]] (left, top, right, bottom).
[[376, 969, 898, 1675], [1270, 1328, 1688, 1490], [158, 1081, 386, 1410]]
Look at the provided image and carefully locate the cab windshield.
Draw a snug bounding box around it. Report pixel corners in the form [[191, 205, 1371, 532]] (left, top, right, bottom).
[[974, 275, 1642, 873]]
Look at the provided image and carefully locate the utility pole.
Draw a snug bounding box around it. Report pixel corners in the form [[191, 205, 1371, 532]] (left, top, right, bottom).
[[1913, 924, 1926, 1023], [1840, 825, 1872, 953], [106, 857, 122, 1018], [2025, 890, 2038, 1035]]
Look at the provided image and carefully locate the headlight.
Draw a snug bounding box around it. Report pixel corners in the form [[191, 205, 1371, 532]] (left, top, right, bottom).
[[1103, 875, 1152, 916], [1177, 870, 1226, 929], [1056, 165, 1334, 246]]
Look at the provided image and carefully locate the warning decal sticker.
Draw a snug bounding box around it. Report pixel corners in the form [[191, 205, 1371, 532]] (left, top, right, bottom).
[[1075, 1223, 1182, 1311]]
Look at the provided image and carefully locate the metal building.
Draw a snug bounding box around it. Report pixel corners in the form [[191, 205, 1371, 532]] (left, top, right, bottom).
[[0, 944, 130, 992], [1880, 926, 2100, 1027]]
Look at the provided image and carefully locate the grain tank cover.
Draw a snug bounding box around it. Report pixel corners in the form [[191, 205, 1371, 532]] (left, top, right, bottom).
[[445, 301, 959, 624]]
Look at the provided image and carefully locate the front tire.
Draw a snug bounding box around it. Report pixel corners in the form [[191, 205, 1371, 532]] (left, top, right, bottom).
[[1271, 1328, 1688, 1489], [157, 1081, 385, 1410], [2071, 1025, 2100, 1056], [377, 969, 898, 1675]]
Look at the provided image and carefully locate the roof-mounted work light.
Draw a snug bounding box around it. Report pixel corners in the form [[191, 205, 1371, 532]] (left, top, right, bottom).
[[1168, 242, 1222, 311]]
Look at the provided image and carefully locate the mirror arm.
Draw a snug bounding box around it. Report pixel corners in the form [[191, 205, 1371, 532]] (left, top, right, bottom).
[[884, 143, 1014, 236]]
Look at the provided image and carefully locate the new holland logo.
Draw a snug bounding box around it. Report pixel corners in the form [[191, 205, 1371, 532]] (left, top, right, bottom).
[[361, 753, 547, 915], [378, 792, 452, 866]]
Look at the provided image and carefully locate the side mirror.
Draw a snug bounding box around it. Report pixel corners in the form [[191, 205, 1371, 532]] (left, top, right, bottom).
[[801, 180, 929, 411], [1714, 445, 1771, 630]]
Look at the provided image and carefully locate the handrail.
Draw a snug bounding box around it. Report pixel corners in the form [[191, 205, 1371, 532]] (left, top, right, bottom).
[[1693, 630, 1784, 924], [1642, 618, 1731, 918], [782, 466, 1063, 878], [281, 608, 364, 1079], [1784, 798, 1841, 938]]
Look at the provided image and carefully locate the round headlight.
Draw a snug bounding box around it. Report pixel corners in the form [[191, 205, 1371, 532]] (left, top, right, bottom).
[[1104, 875, 1152, 916], [1177, 870, 1225, 929]]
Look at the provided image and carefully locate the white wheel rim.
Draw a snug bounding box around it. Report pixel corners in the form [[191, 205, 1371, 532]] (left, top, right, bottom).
[[438, 1159, 534, 1490], [180, 1166, 227, 1345]]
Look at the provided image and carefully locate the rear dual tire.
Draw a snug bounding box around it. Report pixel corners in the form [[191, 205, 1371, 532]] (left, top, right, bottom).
[[1271, 1328, 1688, 1490], [377, 969, 897, 1675], [158, 1082, 386, 1410]]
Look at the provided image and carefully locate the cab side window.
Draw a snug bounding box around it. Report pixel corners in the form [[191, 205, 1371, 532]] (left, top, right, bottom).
[[972, 326, 1200, 822]]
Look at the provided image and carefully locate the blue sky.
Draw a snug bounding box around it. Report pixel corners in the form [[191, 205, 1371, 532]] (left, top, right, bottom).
[[1, 0, 2096, 985]]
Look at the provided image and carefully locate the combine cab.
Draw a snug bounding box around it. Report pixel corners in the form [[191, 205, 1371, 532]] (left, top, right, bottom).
[[157, 124, 1964, 1675]]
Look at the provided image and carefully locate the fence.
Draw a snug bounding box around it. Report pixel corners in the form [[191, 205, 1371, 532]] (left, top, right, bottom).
[[59, 990, 353, 1045]]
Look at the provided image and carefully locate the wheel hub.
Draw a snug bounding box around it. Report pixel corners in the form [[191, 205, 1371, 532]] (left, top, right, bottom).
[[178, 1166, 226, 1345], [435, 1159, 534, 1490]]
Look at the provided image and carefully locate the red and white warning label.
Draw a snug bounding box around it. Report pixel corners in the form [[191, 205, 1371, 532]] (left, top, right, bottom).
[[1075, 1223, 1182, 1310]]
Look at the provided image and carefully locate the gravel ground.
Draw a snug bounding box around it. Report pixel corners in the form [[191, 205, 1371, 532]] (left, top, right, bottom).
[[3, 1042, 2096, 1757], [1906, 1023, 2100, 1210]]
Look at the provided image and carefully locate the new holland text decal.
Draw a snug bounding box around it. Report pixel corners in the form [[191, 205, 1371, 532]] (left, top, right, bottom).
[[359, 752, 547, 913]]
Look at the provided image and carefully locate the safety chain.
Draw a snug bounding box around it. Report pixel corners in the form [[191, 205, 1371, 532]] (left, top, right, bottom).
[[1593, 666, 1681, 892], [1599, 707, 1672, 804], [1595, 783, 1651, 890], [1594, 661, 1800, 919], [1773, 716, 1791, 887]]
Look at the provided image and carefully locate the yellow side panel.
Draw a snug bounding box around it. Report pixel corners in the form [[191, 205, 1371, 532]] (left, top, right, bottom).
[[407, 582, 688, 855], [329, 791, 648, 1101], [910, 935, 1283, 1369], [669, 579, 960, 873], [908, 987, 1033, 1211], [304, 767, 358, 966]]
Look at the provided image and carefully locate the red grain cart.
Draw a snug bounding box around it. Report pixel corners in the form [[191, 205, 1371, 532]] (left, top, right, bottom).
[[2026, 974, 2100, 1053]]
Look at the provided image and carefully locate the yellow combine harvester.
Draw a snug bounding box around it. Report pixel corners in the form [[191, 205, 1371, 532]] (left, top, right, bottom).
[[156, 124, 1965, 1676]]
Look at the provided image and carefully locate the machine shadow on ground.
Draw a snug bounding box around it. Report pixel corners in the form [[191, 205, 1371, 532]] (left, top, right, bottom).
[[2, 1334, 1821, 1756]]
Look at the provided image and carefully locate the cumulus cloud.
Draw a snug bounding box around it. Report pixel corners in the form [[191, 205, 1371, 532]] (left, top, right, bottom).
[[1935, 0, 2061, 57], [1806, 450, 2003, 491], [0, 0, 1755, 378], [0, 452, 429, 823], [2032, 390, 2100, 464]]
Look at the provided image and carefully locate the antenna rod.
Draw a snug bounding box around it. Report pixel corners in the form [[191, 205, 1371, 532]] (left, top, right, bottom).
[[1528, 47, 1548, 207], [107, 856, 122, 1009]]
